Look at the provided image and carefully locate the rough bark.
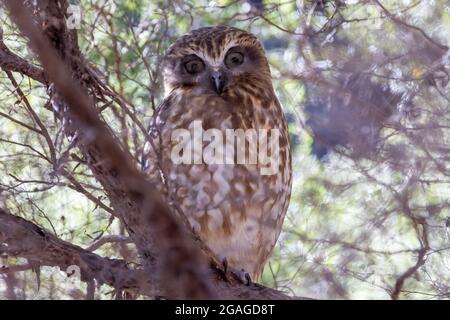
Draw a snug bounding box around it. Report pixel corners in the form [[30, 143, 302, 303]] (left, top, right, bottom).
[[0, 208, 159, 298]]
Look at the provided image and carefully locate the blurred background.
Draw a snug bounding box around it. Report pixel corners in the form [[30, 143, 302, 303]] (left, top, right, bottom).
[[0, 0, 449, 299]]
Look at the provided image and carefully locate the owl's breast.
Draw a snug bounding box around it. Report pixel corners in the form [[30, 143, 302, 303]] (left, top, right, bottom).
[[152, 90, 291, 279]]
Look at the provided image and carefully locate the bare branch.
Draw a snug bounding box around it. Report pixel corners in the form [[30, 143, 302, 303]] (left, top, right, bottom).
[[86, 235, 131, 252], [0, 207, 160, 296], [0, 35, 46, 83]]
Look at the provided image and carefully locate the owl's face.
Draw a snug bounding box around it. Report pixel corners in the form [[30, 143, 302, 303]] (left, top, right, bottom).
[[162, 26, 272, 98]]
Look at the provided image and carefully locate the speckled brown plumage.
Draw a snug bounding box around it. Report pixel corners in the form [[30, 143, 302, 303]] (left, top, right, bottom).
[[144, 25, 292, 280]]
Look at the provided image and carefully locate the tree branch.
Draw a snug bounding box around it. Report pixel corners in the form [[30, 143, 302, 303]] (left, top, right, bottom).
[[86, 235, 132, 252], [0, 207, 160, 297], [373, 0, 448, 52], [0, 207, 297, 299], [0, 33, 46, 83]]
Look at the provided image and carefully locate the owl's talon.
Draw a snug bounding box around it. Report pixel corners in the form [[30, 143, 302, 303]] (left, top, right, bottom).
[[222, 257, 228, 274], [216, 257, 230, 281], [230, 267, 252, 286], [220, 257, 251, 285], [244, 271, 252, 286]]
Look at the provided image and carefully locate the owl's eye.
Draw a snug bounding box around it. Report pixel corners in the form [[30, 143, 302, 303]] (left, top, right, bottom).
[[225, 52, 244, 68], [184, 58, 205, 75]]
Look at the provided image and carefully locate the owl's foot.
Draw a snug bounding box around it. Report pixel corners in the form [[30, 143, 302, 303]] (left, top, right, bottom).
[[221, 257, 229, 275], [221, 257, 252, 286], [232, 269, 252, 286]]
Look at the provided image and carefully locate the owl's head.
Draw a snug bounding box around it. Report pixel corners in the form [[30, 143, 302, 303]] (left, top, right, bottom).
[[162, 25, 273, 99]]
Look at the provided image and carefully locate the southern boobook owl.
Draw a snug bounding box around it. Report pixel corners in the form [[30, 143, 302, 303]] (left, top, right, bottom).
[[145, 25, 292, 281]]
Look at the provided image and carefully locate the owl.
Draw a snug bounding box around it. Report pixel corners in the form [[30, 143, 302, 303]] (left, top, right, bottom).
[[144, 25, 292, 281]]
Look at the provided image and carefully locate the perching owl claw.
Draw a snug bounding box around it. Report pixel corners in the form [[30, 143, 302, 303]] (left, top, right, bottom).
[[144, 25, 292, 281]]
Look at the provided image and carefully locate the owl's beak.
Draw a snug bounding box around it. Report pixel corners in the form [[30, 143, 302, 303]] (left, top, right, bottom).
[[211, 71, 224, 94]]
